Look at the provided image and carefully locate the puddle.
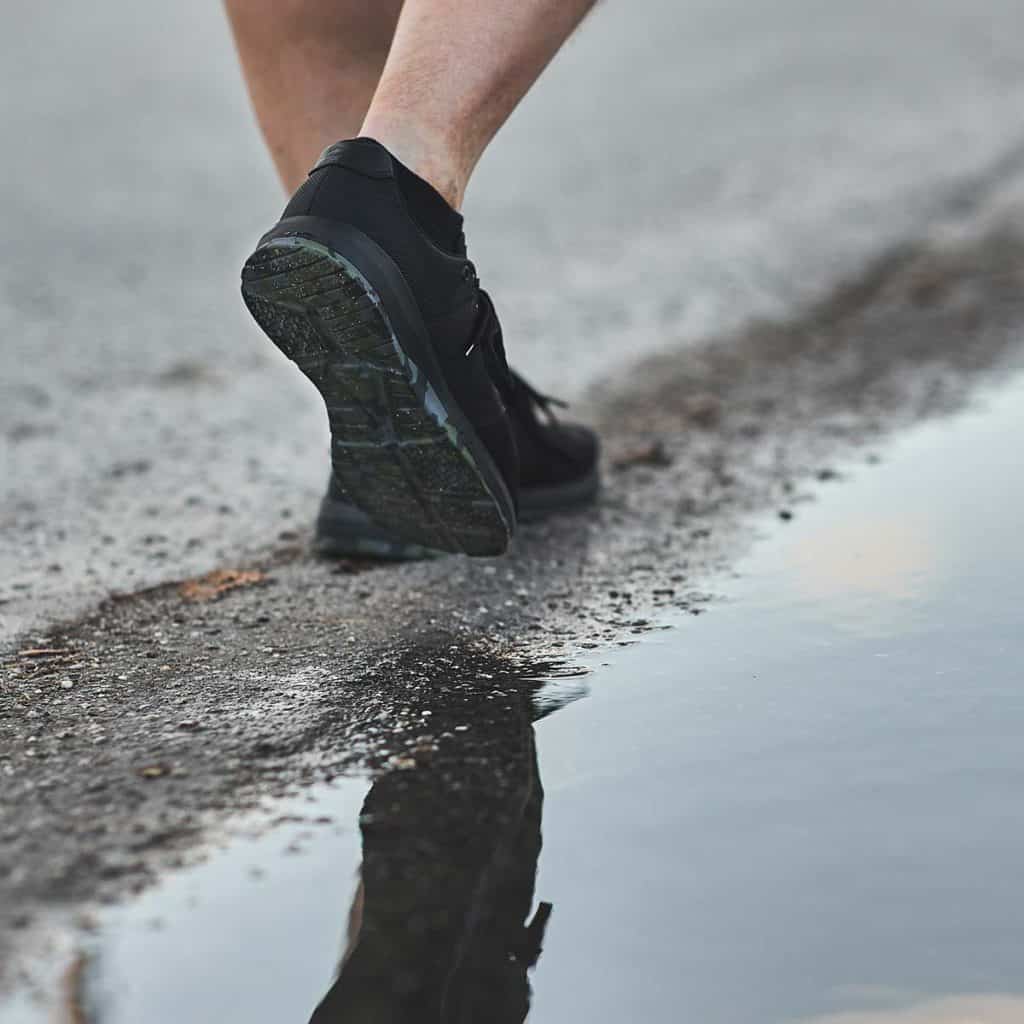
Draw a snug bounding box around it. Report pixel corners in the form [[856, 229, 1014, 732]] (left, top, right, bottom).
[[11, 377, 1024, 1023], [530, 379, 1024, 1023]]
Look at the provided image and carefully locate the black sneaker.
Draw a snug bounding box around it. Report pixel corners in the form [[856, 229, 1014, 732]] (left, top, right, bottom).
[[241, 138, 517, 556], [315, 370, 600, 559]]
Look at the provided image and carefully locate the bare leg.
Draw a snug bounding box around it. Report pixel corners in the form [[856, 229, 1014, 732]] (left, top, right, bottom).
[[224, 0, 403, 192], [227, 0, 596, 204], [361, 0, 598, 208]]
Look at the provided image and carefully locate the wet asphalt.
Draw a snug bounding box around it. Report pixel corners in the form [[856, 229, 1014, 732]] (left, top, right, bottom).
[[5, 0, 1024, 1008]]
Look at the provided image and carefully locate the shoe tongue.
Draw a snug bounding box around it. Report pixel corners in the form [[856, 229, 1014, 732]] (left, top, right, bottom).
[[390, 154, 465, 254]]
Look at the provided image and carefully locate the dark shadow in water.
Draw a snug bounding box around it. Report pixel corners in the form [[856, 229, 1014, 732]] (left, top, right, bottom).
[[307, 648, 579, 1024]]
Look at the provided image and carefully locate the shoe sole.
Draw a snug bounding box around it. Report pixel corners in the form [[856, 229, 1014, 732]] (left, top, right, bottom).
[[240, 218, 515, 556]]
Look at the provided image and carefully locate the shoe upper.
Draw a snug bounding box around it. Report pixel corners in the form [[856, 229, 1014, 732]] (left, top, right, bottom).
[[504, 372, 599, 492], [463, 290, 599, 494]]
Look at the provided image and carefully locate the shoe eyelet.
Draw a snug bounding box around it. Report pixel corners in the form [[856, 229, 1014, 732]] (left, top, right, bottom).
[[462, 264, 475, 282]]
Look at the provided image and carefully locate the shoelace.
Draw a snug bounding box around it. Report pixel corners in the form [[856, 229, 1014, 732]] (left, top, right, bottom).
[[508, 370, 567, 423], [470, 289, 568, 422]]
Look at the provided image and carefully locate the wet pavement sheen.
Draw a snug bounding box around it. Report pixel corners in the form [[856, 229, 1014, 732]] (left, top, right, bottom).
[[53, 376, 1024, 1023]]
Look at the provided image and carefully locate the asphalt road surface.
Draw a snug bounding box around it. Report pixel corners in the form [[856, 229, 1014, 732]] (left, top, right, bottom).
[[5, 0, 1024, 1008]]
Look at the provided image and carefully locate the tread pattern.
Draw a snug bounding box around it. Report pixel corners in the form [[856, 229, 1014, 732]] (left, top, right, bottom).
[[241, 237, 511, 556]]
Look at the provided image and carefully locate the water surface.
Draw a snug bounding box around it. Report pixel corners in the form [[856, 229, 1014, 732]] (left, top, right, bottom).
[[24, 379, 1024, 1023]]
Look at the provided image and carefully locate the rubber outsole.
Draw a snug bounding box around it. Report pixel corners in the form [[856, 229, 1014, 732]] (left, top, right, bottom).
[[240, 226, 514, 557]]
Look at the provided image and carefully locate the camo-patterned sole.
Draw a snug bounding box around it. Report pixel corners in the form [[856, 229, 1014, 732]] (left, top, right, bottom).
[[241, 235, 513, 556]]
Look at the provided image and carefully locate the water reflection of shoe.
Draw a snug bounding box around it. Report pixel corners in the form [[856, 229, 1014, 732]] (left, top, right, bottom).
[[308, 663, 551, 1023], [315, 370, 600, 559]]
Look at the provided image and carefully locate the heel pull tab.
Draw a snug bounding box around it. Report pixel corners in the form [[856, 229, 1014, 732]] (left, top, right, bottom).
[[311, 138, 395, 179]]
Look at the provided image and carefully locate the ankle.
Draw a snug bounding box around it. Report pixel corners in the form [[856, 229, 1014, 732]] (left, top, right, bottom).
[[357, 115, 469, 210]]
